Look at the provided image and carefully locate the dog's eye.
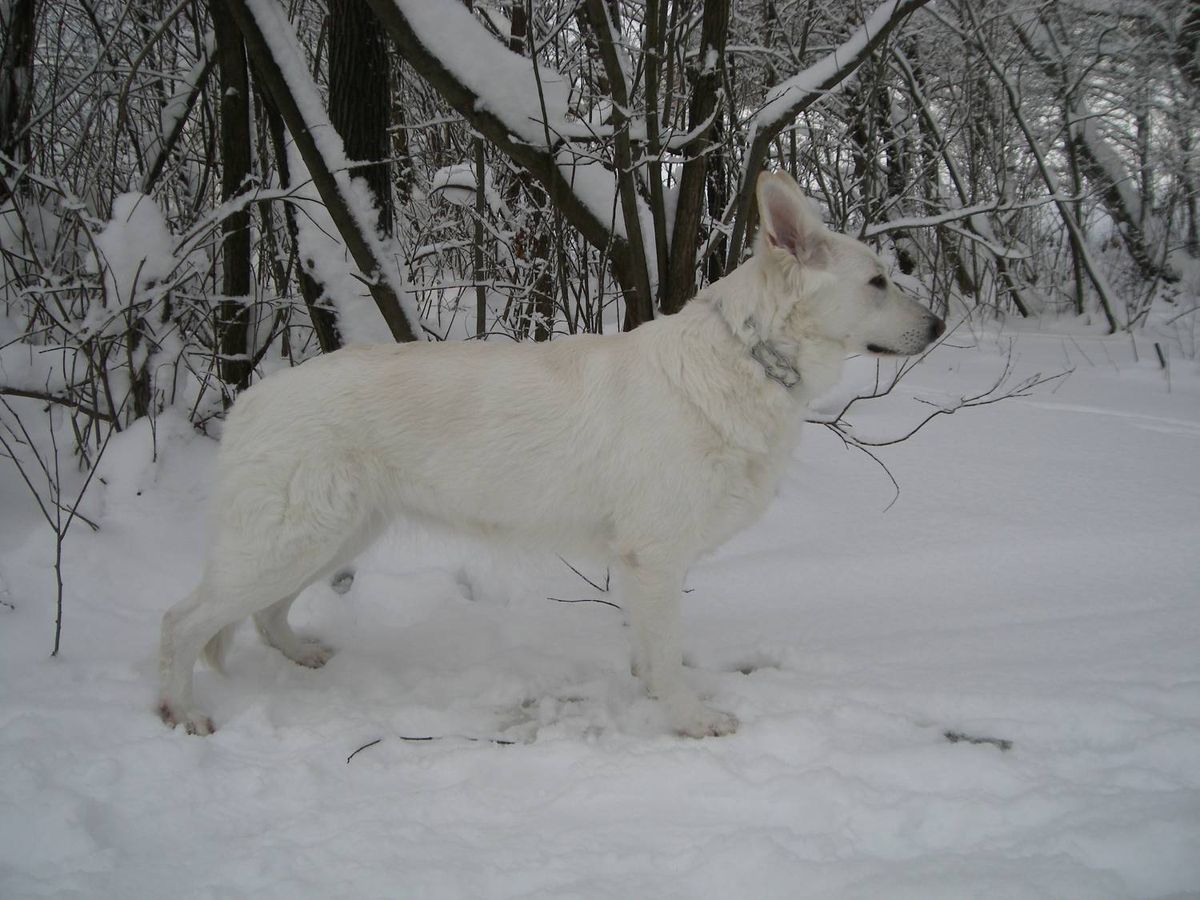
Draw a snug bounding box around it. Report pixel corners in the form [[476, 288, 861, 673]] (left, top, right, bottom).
[[869, 274, 887, 289]]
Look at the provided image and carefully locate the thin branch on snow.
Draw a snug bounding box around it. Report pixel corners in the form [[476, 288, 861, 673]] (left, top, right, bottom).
[[346, 733, 518, 762]]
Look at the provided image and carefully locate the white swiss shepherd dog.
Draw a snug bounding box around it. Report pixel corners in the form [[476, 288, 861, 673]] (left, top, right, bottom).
[[159, 171, 944, 738]]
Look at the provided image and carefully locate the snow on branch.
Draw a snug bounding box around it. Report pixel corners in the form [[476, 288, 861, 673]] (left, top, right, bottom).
[[863, 200, 1031, 259], [365, 0, 641, 286], [752, 0, 931, 133], [1015, 13, 1183, 284], [141, 31, 216, 193], [386, 0, 587, 146], [862, 201, 1006, 238], [232, 0, 424, 342], [726, 0, 930, 266]]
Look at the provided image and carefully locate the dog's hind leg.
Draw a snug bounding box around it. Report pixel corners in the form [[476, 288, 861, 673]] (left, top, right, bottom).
[[159, 576, 246, 735], [250, 513, 383, 668], [160, 564, 338, 733], [159, 454, 383, 733], [617, 549, 738, 739], [253, 594, 332, 669]]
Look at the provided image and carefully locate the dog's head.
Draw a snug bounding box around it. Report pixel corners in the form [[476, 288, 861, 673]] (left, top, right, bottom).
[[751, 171, 944, 357]]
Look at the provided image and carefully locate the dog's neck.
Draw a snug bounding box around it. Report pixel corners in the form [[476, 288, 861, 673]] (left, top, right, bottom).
[[711, 294, 803, 390]]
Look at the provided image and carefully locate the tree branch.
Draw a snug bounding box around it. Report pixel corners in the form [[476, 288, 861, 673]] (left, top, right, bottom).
[[364, 0, 639, 303], [726, 0, 931, 266], [584, 0, 654, 327], [224, 0, 421, 342]]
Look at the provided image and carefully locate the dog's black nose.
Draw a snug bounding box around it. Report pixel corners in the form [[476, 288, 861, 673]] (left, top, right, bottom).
[[929, 317, 946, 341]]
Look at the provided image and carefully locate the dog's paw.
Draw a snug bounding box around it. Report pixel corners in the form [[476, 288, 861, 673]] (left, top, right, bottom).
[[669, 703, 739, 739], [290, 640, 334, 669], [158, 701, 215, 736]]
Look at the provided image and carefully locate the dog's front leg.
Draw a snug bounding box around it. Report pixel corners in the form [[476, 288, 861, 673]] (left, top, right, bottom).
[[618, 552, 738, 738]]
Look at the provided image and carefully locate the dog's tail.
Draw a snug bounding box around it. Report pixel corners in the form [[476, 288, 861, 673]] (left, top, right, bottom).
[[202, 623, 238, 673]]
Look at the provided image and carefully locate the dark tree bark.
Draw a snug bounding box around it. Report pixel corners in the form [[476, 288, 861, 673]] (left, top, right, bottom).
[[1180, 127, 1199, 256], [584, 0, 653, 329], [0, 0, 38, 202], [329, 0, 394, 237], [644, 0, 670, 305], [212, 2, 253, 392], [662, 0, 729, 314], [704, 111, 728, 285]]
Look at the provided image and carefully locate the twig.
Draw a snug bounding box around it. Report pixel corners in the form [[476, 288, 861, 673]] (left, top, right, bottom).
[[556, 555, 609, 594], [549, 595, 623, 611], [944, 729, 1013, 751], [396, 734, 517, 746], [346, 732, 518, 763], [346, 738, 382, 763], [0, 386, 118, 424], [819, 421, 903, 511], [843, 369, 1069, 448]]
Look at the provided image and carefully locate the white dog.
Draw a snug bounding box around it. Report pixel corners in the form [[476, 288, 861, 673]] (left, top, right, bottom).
[[159, 171, 944, 738]]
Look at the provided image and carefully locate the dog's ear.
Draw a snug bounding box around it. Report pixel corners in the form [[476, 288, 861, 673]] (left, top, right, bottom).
[[756, 172, 828, 266]]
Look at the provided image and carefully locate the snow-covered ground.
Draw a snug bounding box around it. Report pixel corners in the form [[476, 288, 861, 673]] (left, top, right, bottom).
[[2, 321, 1198, 898]]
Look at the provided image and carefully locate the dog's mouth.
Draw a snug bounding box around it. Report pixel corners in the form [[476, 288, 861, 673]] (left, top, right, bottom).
[[866, 343, 899, 356]]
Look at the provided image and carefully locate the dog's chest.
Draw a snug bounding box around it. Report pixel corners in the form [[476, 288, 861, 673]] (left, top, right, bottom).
[[698, 428, 796, 552]]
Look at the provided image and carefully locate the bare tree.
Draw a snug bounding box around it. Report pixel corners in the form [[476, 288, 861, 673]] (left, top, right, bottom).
[[3, 0, 1196, 436]]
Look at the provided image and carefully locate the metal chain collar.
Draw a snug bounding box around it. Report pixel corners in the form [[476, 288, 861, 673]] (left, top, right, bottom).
[[713, 298, 803, 390], [748, 339, 803, 389]]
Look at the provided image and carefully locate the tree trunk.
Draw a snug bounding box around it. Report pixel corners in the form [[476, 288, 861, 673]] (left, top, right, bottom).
[[662, 0, 729, 314], [0, 0, 38, 202], [225, 0, 419, 342], [329, 0, 394, 237], [502, 3, 554, 341], [473, 135, 487, 338], [213, 1, 253, 393], [584, 0, 654, 329]]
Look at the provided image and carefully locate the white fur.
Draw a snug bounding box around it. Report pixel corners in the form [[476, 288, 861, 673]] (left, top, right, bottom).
[[158, 171, 943, 737]]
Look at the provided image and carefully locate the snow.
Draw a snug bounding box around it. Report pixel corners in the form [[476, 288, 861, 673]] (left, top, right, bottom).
[[92, 193, 175, 310], [430, 164, 481, 208], [2, 323, 1199, 897]]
